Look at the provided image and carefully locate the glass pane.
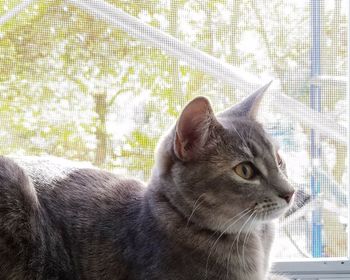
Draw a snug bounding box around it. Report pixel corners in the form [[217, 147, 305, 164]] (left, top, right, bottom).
[[0, 0, 348, 260]]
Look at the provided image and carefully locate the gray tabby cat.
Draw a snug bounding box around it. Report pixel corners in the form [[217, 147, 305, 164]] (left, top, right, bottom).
[[0, 83, 293, 280]]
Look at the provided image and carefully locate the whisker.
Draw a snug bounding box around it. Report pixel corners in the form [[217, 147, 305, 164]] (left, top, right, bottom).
[[186, 193, 206, 227], [190, 208, 250, 256], [242, 212, 257, 270], [237, 212, 255, 266], [232, 126, 251, 158], [205, 208, 252, 279], [226, 210, 255, 278], [207, 208, 252, 244]]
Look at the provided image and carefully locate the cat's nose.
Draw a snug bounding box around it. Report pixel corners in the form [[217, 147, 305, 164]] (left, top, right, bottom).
[[279, 191, 295, 203]]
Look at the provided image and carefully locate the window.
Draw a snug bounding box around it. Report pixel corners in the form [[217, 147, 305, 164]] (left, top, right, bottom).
[[0, 0, 348, 278]]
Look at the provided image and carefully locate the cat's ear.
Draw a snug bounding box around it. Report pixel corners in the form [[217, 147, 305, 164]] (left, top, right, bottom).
[[219, 81, 272, 120], [174, 97, 216, 161]]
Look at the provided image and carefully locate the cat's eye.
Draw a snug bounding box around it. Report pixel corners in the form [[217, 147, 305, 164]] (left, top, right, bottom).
[[276, 152, 283, 167], [233, 162, 256, 180]]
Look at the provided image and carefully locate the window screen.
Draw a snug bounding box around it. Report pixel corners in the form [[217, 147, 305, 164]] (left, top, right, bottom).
[[0, 0, 348, 260]]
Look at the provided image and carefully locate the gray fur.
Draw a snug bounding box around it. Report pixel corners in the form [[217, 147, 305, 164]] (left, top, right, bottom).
[[0, 88, 292, 280]]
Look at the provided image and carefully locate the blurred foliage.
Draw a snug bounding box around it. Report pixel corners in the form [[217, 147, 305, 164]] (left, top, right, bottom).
[[0, 0, 347, 176]]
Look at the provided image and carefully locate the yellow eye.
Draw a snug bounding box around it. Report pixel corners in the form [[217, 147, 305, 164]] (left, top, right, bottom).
[[234, 162, 256, 180], [276, 152, 283, 166]]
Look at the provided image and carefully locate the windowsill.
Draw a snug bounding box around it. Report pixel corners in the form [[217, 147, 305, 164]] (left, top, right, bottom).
[[272, 258, 350, 278]]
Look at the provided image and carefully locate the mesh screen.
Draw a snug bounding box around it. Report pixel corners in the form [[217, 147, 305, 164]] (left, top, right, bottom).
[[0, 0, 348, 259]]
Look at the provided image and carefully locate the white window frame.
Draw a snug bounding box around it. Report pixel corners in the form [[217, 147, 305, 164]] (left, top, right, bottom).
[[1, 0, 349, 278], [273, 259, 350, 279]]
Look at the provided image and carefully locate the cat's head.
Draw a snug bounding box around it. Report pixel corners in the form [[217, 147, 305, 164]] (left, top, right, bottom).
[[154, 82, 295, 233]]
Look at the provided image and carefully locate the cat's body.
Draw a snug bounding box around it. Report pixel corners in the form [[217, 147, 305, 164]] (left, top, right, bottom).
[[0, 84, 292, 280], [0, 157, 273, 280]]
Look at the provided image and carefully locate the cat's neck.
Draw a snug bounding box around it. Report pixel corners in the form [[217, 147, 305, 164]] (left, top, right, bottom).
[[147, 174, 233, 235], [144, 177, 272, 280], [146, 174, 188, 222]]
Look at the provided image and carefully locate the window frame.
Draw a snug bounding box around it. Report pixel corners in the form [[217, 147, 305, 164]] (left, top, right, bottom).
[[273, 259, 350, 278]]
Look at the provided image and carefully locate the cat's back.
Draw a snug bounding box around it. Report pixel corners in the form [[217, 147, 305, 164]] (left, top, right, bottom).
[[8, 156, 145, 238], [7, 156, 145, 279], [11, 155, 145, 208]]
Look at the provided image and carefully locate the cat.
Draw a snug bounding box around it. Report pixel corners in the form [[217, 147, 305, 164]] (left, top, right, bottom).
[[0, 82, 294, 280]]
